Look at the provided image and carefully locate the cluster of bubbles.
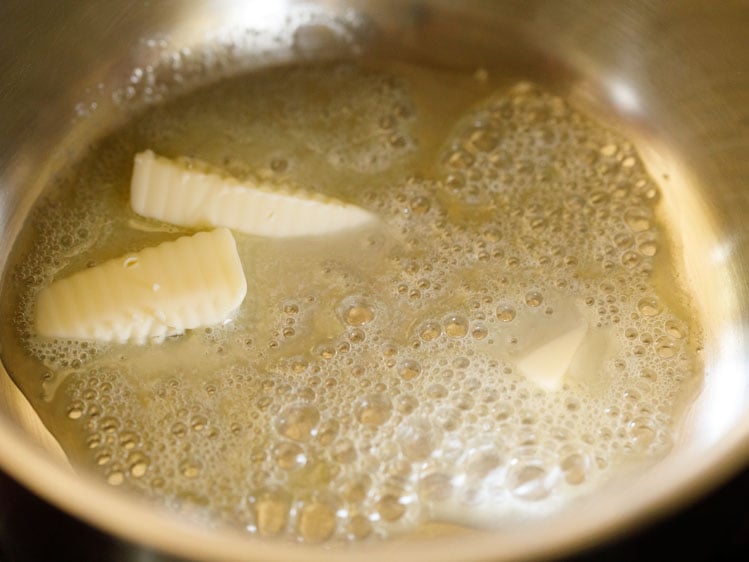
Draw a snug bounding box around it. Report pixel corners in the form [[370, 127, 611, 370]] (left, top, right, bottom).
[[3, 65, 701, 544], [105, 5, 365, 113], [8, 171, 113, 385]]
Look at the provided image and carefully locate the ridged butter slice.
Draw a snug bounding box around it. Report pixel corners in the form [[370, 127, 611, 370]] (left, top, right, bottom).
[[35, 228, 247, 344], [131, 150, 377, 237]]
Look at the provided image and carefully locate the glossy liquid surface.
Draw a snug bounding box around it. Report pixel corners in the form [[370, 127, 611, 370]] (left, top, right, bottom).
[[0, 61, 702, 542]]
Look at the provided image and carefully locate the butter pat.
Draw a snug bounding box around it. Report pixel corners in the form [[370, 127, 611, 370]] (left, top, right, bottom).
[[35, 228, 247, 344], [515, 320, 588, 391], [130, 150, 377, 237]]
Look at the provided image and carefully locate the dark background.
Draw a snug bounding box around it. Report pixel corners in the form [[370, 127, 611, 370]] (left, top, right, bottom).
[[1, 464, 747, 562]]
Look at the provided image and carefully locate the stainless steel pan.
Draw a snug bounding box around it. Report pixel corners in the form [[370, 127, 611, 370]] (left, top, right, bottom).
[[1, 1, 748, 560]]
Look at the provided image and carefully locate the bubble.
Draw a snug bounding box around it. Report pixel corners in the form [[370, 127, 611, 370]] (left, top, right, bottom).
[[275, 442, 307, 470], [445, 147, 475, 169], [375, 488, 409, 522], [410, 196, 431, 214], [95, 450, 112, 466], [395, 394, 419, 415], [656, 337, 677, 359], [317, 345, 336, 360], [637, 297, 662, 317], [399, 418, 442, 461], [506, 450, 559, 501], [471, 323, 488, 340], [190, 414, 207, 431], [297, 498, 338, 543], [67, 401, 84, 420], [107, 470, 125, 486], [454, 392, 475, 411], [296, 386, 316, 402], [466, 448, 503, 481], [86, 434, 102, 450], [399, 359, 421, 380], [316, 419, 340, 446], [127, 452, 150, 478], [628, 417, 656, 449], [638, 239, 658, 257], [270, 158, 288, 172], [480, 387, 500, 403], [118, 432, 138, 451], [446, 172, 466, 191], [251, 487, 291, 537], [427, 383, 448, 399], [276, 403, 320, 442], [453, 356, 470, 369], [496, 305, 517, 322], [559, 449, 589, 485], [419, 321, 442, 341], [348, 327, 366, 343], [621, 251, 641, 268], [283, 302, 299, 315], [468, 129, 499, 152], [341, 474, 371, 503], [624, 208, 652, 232], [640, 368, 658, 383], [489, 400, 513, 421], [419, 471, 453, 501], [170, 421, 187, 437], [332, 439, 357, 464], [100, 416, 119, 434], [339, 298, 375, 326], [355, 394, 392, 425], [179, 459, 202, 479], [435, 407, 462, 431], [524, 291, 543, 307], [665, 320, 685, 339], [444, 314, 469, 338], [346, 514, 373, 540]]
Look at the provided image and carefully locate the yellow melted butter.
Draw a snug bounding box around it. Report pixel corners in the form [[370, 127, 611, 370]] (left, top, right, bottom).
[[0, 60, 702, 542]]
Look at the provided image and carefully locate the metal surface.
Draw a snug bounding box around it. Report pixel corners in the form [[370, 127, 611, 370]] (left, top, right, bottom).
[[1, 1, 748, 560]]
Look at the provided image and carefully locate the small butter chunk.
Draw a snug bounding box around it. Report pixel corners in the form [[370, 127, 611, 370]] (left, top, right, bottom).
[[516, 320, 588, 391], [35, 228, 247, 344], [130, 150, 377, 237]]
